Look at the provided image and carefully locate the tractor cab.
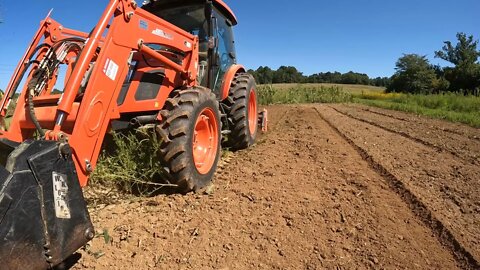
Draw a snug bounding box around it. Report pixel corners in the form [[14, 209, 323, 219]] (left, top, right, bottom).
[[142, 0, 237, 95]]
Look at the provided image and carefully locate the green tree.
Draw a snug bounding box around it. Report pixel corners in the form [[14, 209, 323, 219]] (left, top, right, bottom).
[[370, 77, 391, 87], [272, 66, 303, 83], [387, 54, 437, 93], [341, 71, 370, 85], [247, 69, 257, 81], [306, 73, 321, 83], [435, 32, 480, 93], [255, 66, 274, 84]]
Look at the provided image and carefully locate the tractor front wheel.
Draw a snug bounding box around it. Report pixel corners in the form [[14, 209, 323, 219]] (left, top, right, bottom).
[[156, 87, 221, 193]]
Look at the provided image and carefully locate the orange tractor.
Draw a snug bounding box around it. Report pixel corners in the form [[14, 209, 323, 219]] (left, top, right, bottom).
[[0, 0, 266, 268]]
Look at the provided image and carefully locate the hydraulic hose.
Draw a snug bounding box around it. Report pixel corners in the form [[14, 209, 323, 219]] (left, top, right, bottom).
[[25, 44, 56, 137], [9, 43, 51, 100], [7, 39, 85, 137], [25, 40, 85, 137], [4, 43, 51, 136], [27, 84, 45, 137]]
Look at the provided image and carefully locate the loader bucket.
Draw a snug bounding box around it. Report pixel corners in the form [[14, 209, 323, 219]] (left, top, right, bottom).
[[0, 139, 94, 270]]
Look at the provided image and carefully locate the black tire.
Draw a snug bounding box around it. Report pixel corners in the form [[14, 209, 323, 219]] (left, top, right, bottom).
[[156, 87, 221, 193], [223, 73, 258, 150]]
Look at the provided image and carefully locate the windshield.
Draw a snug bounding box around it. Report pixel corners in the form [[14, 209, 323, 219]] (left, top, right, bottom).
[[152, 4, 210, 86], [153, 5, 207, 41]]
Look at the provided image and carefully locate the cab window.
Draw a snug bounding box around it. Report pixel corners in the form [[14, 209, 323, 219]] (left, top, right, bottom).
[[213, 9, 236, 92]]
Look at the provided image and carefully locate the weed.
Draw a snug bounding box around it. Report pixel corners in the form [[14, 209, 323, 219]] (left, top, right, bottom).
[[91, 130, 175, 196]]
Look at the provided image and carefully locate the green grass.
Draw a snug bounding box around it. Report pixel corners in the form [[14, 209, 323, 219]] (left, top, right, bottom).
[[354, 92, 480, 127], [258, 83, 480, 128]]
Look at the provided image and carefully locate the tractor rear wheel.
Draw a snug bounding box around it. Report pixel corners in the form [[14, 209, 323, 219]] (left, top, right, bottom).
[[156, 87, 221, 193], [223, 73, 258, 150]]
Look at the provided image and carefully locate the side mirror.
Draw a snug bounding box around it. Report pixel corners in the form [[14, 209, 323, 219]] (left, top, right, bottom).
[[205, 1, 216, 49]]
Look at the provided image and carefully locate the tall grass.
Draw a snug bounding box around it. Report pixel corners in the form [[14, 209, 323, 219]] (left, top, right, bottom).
[[258, 83, 480, 127], [257, 84, 353, 105], [91, 130, 174, 195], [268, 83, 385, 94]]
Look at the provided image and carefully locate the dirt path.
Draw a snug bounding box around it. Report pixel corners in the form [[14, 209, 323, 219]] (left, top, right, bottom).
[[333, 104, 480, 164], [321, 104, 480, 266], [72, 104, 480, 269], [352, 104, 480, 142]]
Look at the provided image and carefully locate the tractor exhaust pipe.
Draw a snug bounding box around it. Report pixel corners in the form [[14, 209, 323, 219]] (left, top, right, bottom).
[[129, 115, 157, 127]]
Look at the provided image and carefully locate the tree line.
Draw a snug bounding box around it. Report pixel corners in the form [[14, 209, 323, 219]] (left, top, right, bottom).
[[2, 32, 478, 96], [249, 32, 480, 96], [248, 66, 391, 87], [388, 32, 480, 95]]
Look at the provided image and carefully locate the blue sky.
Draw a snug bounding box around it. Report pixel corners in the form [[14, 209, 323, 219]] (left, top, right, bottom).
[[0, 0, 479, 89]]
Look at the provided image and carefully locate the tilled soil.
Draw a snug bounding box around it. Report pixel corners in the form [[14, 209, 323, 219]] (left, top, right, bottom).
[[72, 104, 479, 269]]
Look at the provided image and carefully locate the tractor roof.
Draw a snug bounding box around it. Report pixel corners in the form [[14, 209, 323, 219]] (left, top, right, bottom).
[[142, 0, 238, 25], [214, 0, 237, 25]]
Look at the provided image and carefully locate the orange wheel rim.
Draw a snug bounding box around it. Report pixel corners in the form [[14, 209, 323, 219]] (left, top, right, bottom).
[[193, 108, 219, 175], [248, 88, 258, 135]]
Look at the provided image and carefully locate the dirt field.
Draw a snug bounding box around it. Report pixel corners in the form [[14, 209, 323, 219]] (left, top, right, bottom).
[[71, 104, 480, 270]]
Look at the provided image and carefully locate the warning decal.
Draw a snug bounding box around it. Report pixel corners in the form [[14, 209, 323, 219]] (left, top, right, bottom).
[[103, 58, 119, 81], [52, 171, 71, 219]]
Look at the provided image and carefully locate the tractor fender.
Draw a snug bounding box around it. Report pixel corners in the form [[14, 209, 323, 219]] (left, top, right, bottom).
[[220, 64, 246, 101]]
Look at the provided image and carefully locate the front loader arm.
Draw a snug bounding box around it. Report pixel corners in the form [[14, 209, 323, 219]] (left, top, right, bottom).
[[0, 0, 199, 186], [0, 1, 199, 268], [64, 0, 199, 186]]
